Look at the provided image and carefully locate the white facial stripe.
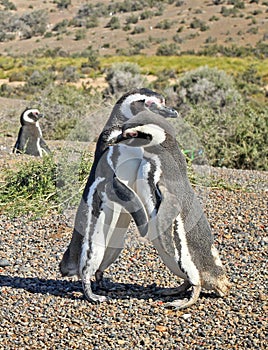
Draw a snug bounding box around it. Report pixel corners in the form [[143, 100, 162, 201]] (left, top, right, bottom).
[[175, 214, 200, 285], [121, 94, 162, 119], [131, 124, 166, 147], [23, 109, 40, 123], [107, 128, 121, 141]]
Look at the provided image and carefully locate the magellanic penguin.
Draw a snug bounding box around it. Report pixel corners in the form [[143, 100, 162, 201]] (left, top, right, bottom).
[[13, 108, 50, 157], [109, 110, 231, 309], [59, 88, 178, 302]]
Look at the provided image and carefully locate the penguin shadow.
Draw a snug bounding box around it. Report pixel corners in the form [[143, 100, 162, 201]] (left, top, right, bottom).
[[0, 274, 82, 300], [0, 274, 217, 303], [96, 278, 218, 303]]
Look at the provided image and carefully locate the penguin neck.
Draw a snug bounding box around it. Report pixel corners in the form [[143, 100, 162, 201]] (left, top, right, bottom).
[[35, 121, 43, 137], [104, 103, 134, 131]]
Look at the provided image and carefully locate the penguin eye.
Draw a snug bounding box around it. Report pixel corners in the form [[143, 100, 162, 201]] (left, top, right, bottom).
[[144, 100, 154, 107], [124, 130, 139, 138]]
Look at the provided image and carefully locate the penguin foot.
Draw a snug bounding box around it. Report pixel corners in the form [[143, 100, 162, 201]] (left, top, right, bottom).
[[164, 285, 201, 310], [82, 282, 107, 303], [156, 280, 191, 296], [95, 270, 104, 286]]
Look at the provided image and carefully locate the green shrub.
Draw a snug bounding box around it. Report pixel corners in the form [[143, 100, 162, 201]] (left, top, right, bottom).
[[0, 150, 94, 216], [131, 26, 145, 34], [23, 70, 56, 94], [53, 0, 71, 9], [32, 85, 103, 140], [176, 66, 242, 111], [74, 28, 86, 40], [104, 62, 148, 97], [0, 155, 57, 216], [106, 16, 120, 30], [170, 66, 267, 170], [1, 0, 17, 10], [156, 43, 180, 55], [183, 103, 268, 170], [155, 19, 174, 30], [125, 14, 139, 24]]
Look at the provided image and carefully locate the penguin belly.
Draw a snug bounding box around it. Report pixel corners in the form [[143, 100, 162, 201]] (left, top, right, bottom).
[[114, 144, 144, 185]]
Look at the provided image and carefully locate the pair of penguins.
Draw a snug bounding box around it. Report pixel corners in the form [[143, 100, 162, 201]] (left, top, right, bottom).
[[60, 88, 230, 309], [13, 108, 50, 157]]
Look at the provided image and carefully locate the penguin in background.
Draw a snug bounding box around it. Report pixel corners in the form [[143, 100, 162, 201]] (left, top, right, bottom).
[[108, 111, 231, 309], [13, 108, 50, 157]]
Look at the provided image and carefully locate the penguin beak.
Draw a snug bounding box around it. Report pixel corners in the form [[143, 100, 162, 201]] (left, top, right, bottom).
[[146, 102, 178, 118], [108, 133, 127, 145], [37, 114, 44, 119]]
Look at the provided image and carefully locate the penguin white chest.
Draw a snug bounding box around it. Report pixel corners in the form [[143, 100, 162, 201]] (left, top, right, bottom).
[[111, 144, 144, 185]]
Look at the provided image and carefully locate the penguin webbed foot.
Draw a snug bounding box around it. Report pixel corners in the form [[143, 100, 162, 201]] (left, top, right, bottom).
[[82, 281, 107, 303], [164, 285, 201, 310], [95, 269, 110, 290], [156, 280, 191, 296]]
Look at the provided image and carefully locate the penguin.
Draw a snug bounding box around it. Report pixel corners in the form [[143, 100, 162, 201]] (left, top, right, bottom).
[[108, 110, 231, 309], [13, 108, 50, 157], [59, 88, 178, 303]]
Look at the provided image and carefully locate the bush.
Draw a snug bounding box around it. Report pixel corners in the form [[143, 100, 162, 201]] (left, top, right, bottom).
[[31, 85, 104, 141], [170, 66, 267, 170], [104, 62, 148, 97], [176, 66, 242, 111], [0, 155, 57, 216], [24, 70, 56, 94], [131, 26, 145, 34], [190, 18, 209, 31], [1, 0, 17, 10], [53, 0, 71, 9], [61, 66, 80, 82], [156, 43, 180, 55], [183, 103, 268, 170], [0, 150, 94, 216], [125, 14, 139, 24], [155, 19, 174, 30], [106, 16, 120, 30], [74, 28, 86, 40]]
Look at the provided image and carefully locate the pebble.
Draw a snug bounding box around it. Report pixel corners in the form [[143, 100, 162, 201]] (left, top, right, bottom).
[[0, 259, 10, 267], [0, 166, 267, 349]]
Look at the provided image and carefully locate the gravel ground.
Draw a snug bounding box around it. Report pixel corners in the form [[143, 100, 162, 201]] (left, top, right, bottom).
[[0, 168, 267, 349]]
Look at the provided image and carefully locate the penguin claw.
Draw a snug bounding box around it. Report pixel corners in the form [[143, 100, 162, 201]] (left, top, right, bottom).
[[164, 298, 190, 309]]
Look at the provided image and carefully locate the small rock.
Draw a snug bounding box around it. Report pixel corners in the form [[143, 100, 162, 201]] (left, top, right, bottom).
[[182, 313, 191, 320], [0, 258, 10, 267], [155, 325, 167, 332]]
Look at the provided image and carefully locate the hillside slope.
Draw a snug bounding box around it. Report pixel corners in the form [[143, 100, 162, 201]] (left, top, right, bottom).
[[0, 0, 267, 56]]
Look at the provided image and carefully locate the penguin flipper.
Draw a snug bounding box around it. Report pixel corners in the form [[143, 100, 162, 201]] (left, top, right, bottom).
[[155, 183, 181, 233], [106, 176, 149, 237], [40, 138, 51, 154], [13, 127, 25, 153]]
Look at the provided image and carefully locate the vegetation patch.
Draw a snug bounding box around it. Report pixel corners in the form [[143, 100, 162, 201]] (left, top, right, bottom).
[[0, 150, 93, 217]]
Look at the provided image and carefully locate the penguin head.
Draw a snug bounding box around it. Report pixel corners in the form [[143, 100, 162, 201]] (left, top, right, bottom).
[[110, 110, 175, 148], [20, 108, 44, 125], [116, 88, 178, 120]]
